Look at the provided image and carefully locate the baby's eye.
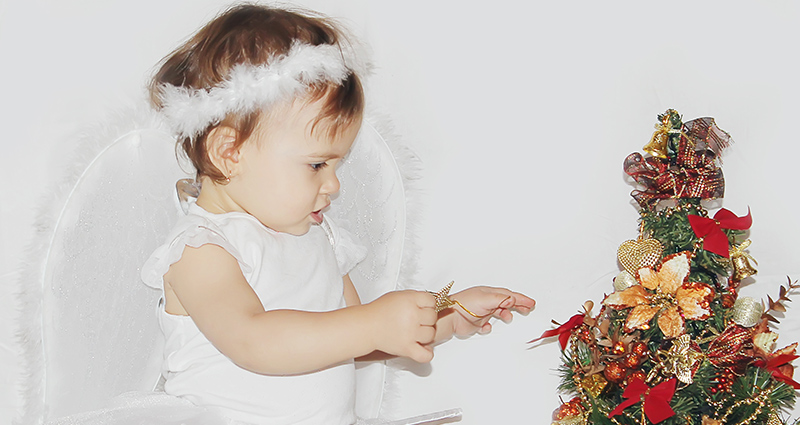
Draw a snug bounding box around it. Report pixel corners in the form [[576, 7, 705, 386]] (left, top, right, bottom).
[[310, 162, 328, 171]]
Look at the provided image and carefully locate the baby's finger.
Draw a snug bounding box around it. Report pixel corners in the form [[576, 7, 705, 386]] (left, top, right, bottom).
[[471, 291, 515, 314], [408, 343, 434, 363], [418, 307, 437, 326], [491, 290, 535, 314], [492, 307, 514, 323], [508, 291, 536, 312], [415, 291, 436, 309], [416, 324, 436, 345], [499, 295, 515, 309]]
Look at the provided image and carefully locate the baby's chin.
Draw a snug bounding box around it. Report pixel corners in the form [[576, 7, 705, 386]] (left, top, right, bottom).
[[287, 227, 312, 236], [262, 221, 313, 236]]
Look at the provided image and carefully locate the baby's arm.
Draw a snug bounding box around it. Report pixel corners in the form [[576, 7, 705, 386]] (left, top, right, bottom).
[[165, 244, 438, 375], [344, 277, 534, 357]]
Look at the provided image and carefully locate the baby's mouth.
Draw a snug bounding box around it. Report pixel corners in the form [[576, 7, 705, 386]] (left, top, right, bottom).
[[310, 204, 329, 224]]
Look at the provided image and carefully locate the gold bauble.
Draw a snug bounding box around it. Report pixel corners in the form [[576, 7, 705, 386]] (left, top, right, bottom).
[[613, 271, 638, 292], [731, 297, 764, 328]]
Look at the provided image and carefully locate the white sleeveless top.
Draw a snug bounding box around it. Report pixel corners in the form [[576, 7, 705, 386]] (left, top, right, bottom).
[[141, 202, 367, 425]]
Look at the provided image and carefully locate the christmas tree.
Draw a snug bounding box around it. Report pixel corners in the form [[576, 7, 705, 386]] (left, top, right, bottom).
[[533, 109, 799, 425]]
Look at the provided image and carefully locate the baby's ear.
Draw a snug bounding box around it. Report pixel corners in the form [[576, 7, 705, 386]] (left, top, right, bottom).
[[206, 126, 241, 175]]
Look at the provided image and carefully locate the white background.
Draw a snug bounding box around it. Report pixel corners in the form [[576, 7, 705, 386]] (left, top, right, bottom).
[[2, 0, 800, 423]]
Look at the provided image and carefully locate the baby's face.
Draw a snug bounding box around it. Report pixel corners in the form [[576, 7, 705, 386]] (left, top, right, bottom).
[[228, 98, 360, 235]]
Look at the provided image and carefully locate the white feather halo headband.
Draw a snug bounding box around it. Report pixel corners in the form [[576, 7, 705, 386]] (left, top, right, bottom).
[[157, 42, 367, 140]]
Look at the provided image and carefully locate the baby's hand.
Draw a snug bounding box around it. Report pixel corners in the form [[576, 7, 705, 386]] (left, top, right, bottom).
[[365, 290, 438, 363], [448, 286, 535, 337]]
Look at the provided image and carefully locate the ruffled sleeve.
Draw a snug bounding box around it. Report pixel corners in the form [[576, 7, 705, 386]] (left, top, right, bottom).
[[322, 217, 368, 276], [141, 218, 252, 291]]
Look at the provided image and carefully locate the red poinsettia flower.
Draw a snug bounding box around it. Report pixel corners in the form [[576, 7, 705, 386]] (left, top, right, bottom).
[[603, 252, 715, 339]]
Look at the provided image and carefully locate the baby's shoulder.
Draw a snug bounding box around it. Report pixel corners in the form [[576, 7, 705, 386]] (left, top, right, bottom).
[[142, 206, 270, 289]]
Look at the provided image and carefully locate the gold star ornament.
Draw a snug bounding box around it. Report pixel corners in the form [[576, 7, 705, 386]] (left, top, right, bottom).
[[428, 281, 510, 318], [429, 281, 457, 312]]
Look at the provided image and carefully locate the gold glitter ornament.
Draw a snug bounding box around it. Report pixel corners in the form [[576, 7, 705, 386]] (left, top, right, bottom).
[[617, 238, 664, 276], [604, 361, 627, 383], [430, 281, 457, 312], [647, 334, 704, 384], [553, 399, 581, 419], [730, 240, 758, 281], [581, 374, 608, 398], [613, 271, 638, 292], [643, 110, 679, 159], [731, 297, 764, 328], [428, 281, 509, 318], [631, 341, 649, 357], [551, 416, 587, 425], [551, 397, 588, 425], [622, 353, 642, 369]]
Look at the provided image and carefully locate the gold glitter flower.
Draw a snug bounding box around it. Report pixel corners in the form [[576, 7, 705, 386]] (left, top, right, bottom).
[[603, 252, 714, 339]]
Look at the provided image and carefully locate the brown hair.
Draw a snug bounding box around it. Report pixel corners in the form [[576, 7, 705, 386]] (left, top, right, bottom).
[[149, 3, 364, 182]]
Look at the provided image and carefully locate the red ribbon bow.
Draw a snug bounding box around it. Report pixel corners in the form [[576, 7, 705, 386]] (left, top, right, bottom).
[[687, 208, 752, 257], [608, 377, 677, 424], [754, 354, 800, 389], [529, 313, 584, 350]]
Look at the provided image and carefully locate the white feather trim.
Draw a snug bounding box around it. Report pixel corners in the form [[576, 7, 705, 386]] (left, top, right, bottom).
[[159, 42, 368, 140]]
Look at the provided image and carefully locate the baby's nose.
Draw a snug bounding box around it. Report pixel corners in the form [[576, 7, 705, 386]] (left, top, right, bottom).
[[322, 172, 340, 194]]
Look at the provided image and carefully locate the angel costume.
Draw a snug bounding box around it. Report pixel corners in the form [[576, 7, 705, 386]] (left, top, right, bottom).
[[14, 113, 462, 425], [13, 12, 461, 423], [140, 200, 367, 424]]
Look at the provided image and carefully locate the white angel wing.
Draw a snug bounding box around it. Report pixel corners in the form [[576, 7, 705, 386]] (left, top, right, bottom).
[[15, 108, 192, 423], [329, 119, 418, 419], [332, 119, 411, 303]]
